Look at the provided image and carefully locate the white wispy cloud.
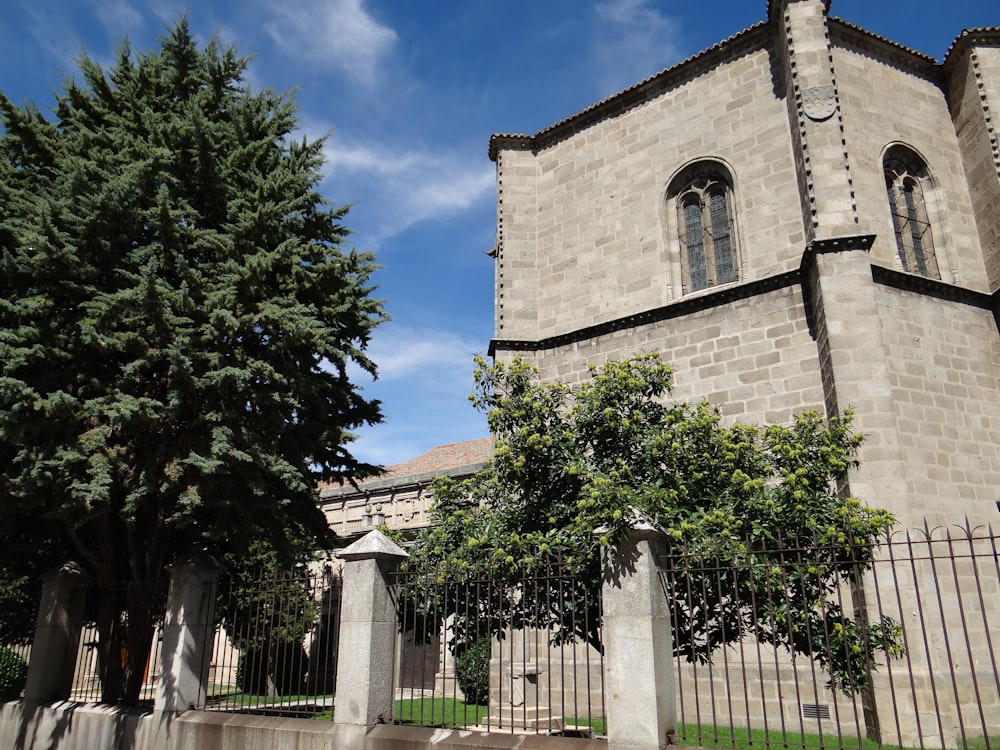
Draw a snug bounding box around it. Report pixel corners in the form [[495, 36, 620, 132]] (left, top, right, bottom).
[[363, 324, 484, 385], [11, 3, 86, 77], [590, 0, 682, 97], [95, 0, 145, 40], [323, 139, 495, 242], [347, 324, 489, 465], [262, 0, 397, 87]]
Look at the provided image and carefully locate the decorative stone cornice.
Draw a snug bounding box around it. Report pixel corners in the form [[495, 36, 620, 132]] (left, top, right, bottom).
[[806, 234, 876, 255], [319, 460, 489, 499], [490, 254, 995, 357], [489, 271, 801, 356], [870, 264, 996, 311], [169, 549, 222, 573], [42, 560, 92, 583]]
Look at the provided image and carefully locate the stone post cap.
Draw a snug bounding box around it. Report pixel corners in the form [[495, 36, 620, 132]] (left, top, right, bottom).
[[41, 561, 92, 583], [594, 506, 669, 542], [168, 549, 222, 573], [336, 529, 409, 562]]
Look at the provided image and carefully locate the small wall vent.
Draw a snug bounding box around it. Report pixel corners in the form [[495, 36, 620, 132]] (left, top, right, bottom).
[[802, 703, 831, 720]]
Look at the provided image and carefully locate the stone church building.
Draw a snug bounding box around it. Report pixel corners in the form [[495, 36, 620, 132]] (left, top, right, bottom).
[[486, 0, 1000, 533]]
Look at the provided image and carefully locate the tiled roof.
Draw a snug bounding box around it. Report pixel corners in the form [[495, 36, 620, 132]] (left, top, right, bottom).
[[319, 437, 494, 497], [378, 437, 495, 481]]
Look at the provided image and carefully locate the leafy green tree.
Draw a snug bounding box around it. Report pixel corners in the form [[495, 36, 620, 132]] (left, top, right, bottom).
[[0, 21, 385, 702], [408, 353, 902, 694]]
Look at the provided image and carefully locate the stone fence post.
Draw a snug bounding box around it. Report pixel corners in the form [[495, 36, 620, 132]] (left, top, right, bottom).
[[154, 550, 222, 714], [333, 530, 408, 740], [600, 516, 676, 750], [23, 562, 92, 705]]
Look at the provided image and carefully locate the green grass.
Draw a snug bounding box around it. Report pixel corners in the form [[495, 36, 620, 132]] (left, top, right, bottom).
[[674, 723, 986, 750], [566, 715, 605, 734], [677, 723, 882, 750], [961, 737, 999, 750], [394, 697, 489, 727], [392, 696, 605, 734], [679, 725, 998, 750]]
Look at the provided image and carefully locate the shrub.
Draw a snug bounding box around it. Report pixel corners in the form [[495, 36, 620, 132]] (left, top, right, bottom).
[[454, 636, 491, 706], [0, 648, 28, 700]]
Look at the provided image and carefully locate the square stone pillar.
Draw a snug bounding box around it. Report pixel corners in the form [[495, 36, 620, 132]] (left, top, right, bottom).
[[155, 550, 221, 714], [333, 530, 408, 733], [23, 562, 91, 705], [600, 515, 675, 750]]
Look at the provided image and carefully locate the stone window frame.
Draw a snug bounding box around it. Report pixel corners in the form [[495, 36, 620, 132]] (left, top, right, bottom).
[[881, 143, 951, 282], [664, 159, 743, 298]]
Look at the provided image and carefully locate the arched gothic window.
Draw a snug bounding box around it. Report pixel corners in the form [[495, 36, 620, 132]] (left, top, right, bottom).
[[884, 148, 940, 279], [673, 169, 738, 293]]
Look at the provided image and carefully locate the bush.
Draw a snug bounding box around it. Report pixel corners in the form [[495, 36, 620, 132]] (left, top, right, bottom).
[[0, 648, 28, 700], [454, 636, 491, 706]]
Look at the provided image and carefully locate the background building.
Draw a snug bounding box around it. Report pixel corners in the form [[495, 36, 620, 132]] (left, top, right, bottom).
[[320, 438, 493, 543]]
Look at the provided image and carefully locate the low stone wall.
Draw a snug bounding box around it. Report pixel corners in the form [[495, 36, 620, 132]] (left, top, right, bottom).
[[10, 529, 670, 750], [365, 724, 607, 749], [0, 702, 608, 750]]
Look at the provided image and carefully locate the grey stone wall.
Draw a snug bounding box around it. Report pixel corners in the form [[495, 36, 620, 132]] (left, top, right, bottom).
[[833, 32, 984, 288], [876, 283, 1000, 523], [948, 39, 1000, 293], [494, 33, 805, 342]]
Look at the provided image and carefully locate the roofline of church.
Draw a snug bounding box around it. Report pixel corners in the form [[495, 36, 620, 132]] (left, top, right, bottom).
[[488, 10, 995, 163], [488, 20, 770, 162], [942, 27, 1000, 74]]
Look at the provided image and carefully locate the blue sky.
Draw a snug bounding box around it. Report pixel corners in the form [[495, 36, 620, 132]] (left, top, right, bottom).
[[1, 0, 995, 467]]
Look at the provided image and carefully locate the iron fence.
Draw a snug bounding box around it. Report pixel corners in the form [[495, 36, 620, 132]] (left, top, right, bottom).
[[391, 563, 606, 737], [62, 583, 167, 704], [660, 523, 1000, 750], [68, 621, 164, 704], [204, 564, 341, 718]]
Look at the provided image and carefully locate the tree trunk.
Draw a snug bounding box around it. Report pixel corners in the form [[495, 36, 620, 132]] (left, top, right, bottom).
[[94, 581, 160, 703]]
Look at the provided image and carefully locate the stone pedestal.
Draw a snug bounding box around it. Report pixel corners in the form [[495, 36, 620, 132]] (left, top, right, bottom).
[[155, 550, 221, 714], [432, 617, 463, 699], [23, 562, 91, 705], [489, 658, 563, 732], [332, 530, 408, 731], [600, 516, 675, 750]]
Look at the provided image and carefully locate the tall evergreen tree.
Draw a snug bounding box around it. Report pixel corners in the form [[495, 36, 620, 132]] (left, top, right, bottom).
[[0, 20, 386, 702]]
